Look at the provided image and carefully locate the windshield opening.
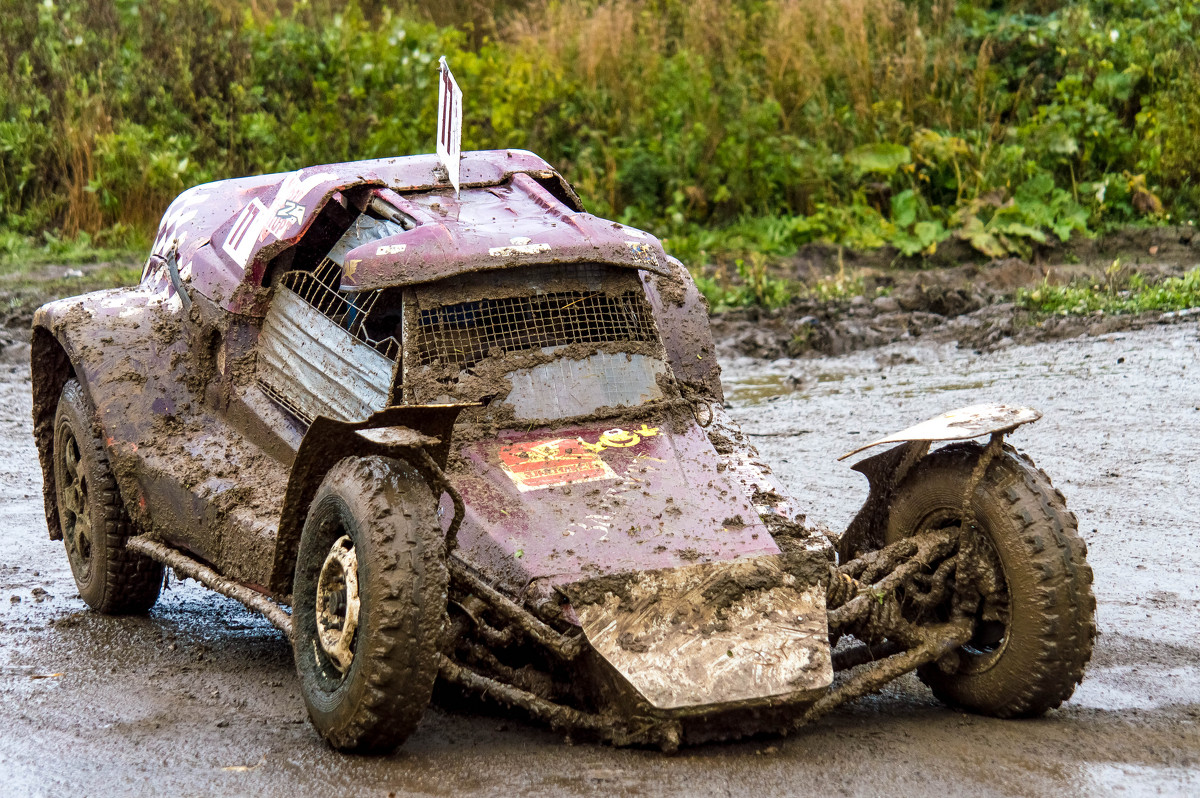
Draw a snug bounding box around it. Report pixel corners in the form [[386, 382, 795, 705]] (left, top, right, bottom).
[[403, 264, 677, 420]]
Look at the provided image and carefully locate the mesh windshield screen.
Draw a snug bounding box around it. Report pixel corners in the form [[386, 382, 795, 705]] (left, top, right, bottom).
[[415, 288, 658, 371], [280, 263, 400, 360]]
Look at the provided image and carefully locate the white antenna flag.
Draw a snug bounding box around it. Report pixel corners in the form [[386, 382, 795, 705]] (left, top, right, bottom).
[[436, 56, 463, 195]]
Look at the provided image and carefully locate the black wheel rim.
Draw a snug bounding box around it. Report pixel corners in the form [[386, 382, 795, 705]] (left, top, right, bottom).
[[57, 425, 94, 586]]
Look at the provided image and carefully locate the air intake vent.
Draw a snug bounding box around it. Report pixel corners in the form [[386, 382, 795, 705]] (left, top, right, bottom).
[[280, 263, 400, 360]]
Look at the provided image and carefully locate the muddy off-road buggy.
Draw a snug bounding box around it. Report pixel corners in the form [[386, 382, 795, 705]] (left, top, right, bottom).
[[31, 149, 1095, 753]]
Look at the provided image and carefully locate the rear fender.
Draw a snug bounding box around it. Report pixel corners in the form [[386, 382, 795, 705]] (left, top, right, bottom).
[[30, 288, 195, 541], [268, 403, 474, 594]]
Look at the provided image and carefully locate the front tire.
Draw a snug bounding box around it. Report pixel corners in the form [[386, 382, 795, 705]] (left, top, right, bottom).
[[292, 455, 448, 754], [53, 379, 162, 613], [885, 443, 1096, 718]]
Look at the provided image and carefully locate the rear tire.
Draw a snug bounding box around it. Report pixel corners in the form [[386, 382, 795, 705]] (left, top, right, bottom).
[[53, 379, 163, 613], [885, 443, 1096, 718], [292, 455, 448, 754]]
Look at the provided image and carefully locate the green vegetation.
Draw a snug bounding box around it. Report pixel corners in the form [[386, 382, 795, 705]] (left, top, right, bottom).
[[0, 228, 145, 269], [695, 255, 793, 311], [695, 251, 867, 310], [1018, 264, 1200, 315], [3, 0, 1200, 303]]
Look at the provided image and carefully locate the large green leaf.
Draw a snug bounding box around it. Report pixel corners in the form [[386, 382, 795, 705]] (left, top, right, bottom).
[[891, 189, 918, 228], [955, 214, 1008, 258], [846, 143, 912, 176]]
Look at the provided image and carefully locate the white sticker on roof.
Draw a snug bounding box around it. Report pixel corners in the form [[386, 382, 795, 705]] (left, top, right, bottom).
[[222, 198, 269, 270]]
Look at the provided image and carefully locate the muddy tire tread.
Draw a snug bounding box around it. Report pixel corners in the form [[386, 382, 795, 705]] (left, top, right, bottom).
[[56, 379, 162, 614], [1003, 446, 1098, 709], [888, 442, 1096, 718], [293, 455, 447, 754]]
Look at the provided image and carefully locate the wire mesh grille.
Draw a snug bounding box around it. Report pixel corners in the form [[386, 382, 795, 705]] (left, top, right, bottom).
[[414, 288, 658, 371], [257, 377, 314, 425], [280, 263, 400, 360]]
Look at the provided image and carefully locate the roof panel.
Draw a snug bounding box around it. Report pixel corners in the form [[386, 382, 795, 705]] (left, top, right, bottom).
[[145, 150, 666, 314]]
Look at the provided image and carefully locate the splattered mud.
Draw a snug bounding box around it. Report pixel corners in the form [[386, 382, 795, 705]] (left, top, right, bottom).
[[1, 324, 1198, 796]]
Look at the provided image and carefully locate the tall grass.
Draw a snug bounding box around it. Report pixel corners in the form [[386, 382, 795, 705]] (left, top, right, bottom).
[[2, 0, 1199, 262], [505, 0, 968, 213]]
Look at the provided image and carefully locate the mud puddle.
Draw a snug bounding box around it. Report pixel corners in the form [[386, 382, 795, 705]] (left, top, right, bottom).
[[724, 357, 1002, 405], [0, 325, 1198, 795], [724, 325, 1200, 739]]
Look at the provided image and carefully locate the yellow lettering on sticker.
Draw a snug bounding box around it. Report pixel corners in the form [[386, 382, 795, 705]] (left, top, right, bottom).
[[580, 425, 660, 453], [599, 429, 639, 447]]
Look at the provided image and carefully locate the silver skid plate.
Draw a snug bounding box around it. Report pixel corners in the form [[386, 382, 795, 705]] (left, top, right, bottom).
[[565, 556, 832, 711]]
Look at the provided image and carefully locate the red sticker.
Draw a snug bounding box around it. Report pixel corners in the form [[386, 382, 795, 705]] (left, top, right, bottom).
[[499, 437, 617, 492]]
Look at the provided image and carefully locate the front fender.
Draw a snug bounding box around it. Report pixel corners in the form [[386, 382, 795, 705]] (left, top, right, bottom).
[[268, 403, 474, 594], [642, 256, 723, 403], [835, 404, 1042, 562], [838, 404, 1040, 461]]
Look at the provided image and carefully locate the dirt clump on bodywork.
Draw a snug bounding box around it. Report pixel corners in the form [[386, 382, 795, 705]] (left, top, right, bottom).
[[647, 268, 691, 309], [565, 547, 832, 642], [698, 560, 778, 610], [567, 557, 808, 640]]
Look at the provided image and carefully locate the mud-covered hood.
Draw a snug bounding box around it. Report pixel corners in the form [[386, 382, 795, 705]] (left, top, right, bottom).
[[449, 414, 781, 596]]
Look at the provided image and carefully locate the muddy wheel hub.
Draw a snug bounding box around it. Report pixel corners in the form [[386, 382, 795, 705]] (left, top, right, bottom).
[[957, 534, 1011, 672], [315, 535, 360, 674], [900, 515, 1011, 675], [59, 429, 93, 582]]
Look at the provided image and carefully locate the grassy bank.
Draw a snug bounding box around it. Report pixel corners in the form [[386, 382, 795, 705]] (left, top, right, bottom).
[[1018, 265, 1200, 315]]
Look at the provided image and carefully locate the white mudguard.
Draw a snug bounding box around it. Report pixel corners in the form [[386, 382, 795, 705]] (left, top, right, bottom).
[[839, 403, 1041, 461]]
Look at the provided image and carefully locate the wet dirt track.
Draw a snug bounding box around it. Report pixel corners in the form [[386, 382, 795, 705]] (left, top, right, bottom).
[[1, 324, 1198, 797]]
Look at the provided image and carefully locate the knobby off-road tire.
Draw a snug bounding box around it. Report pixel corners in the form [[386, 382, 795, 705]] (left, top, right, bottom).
[[885, 442, 1096, 718], [53, 379, 163, 613], [292, 455, 448, 754]]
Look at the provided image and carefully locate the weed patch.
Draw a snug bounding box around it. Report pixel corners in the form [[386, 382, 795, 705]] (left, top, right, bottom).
[[1018, 266, 1200, 316]]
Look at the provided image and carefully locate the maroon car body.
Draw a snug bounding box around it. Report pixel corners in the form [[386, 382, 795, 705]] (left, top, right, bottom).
[[30, 149, 1094, 753], [30, 148, 795, 583]]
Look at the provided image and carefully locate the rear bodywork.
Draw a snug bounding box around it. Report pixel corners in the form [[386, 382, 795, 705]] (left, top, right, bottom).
[[31, 149, 836, 736]]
